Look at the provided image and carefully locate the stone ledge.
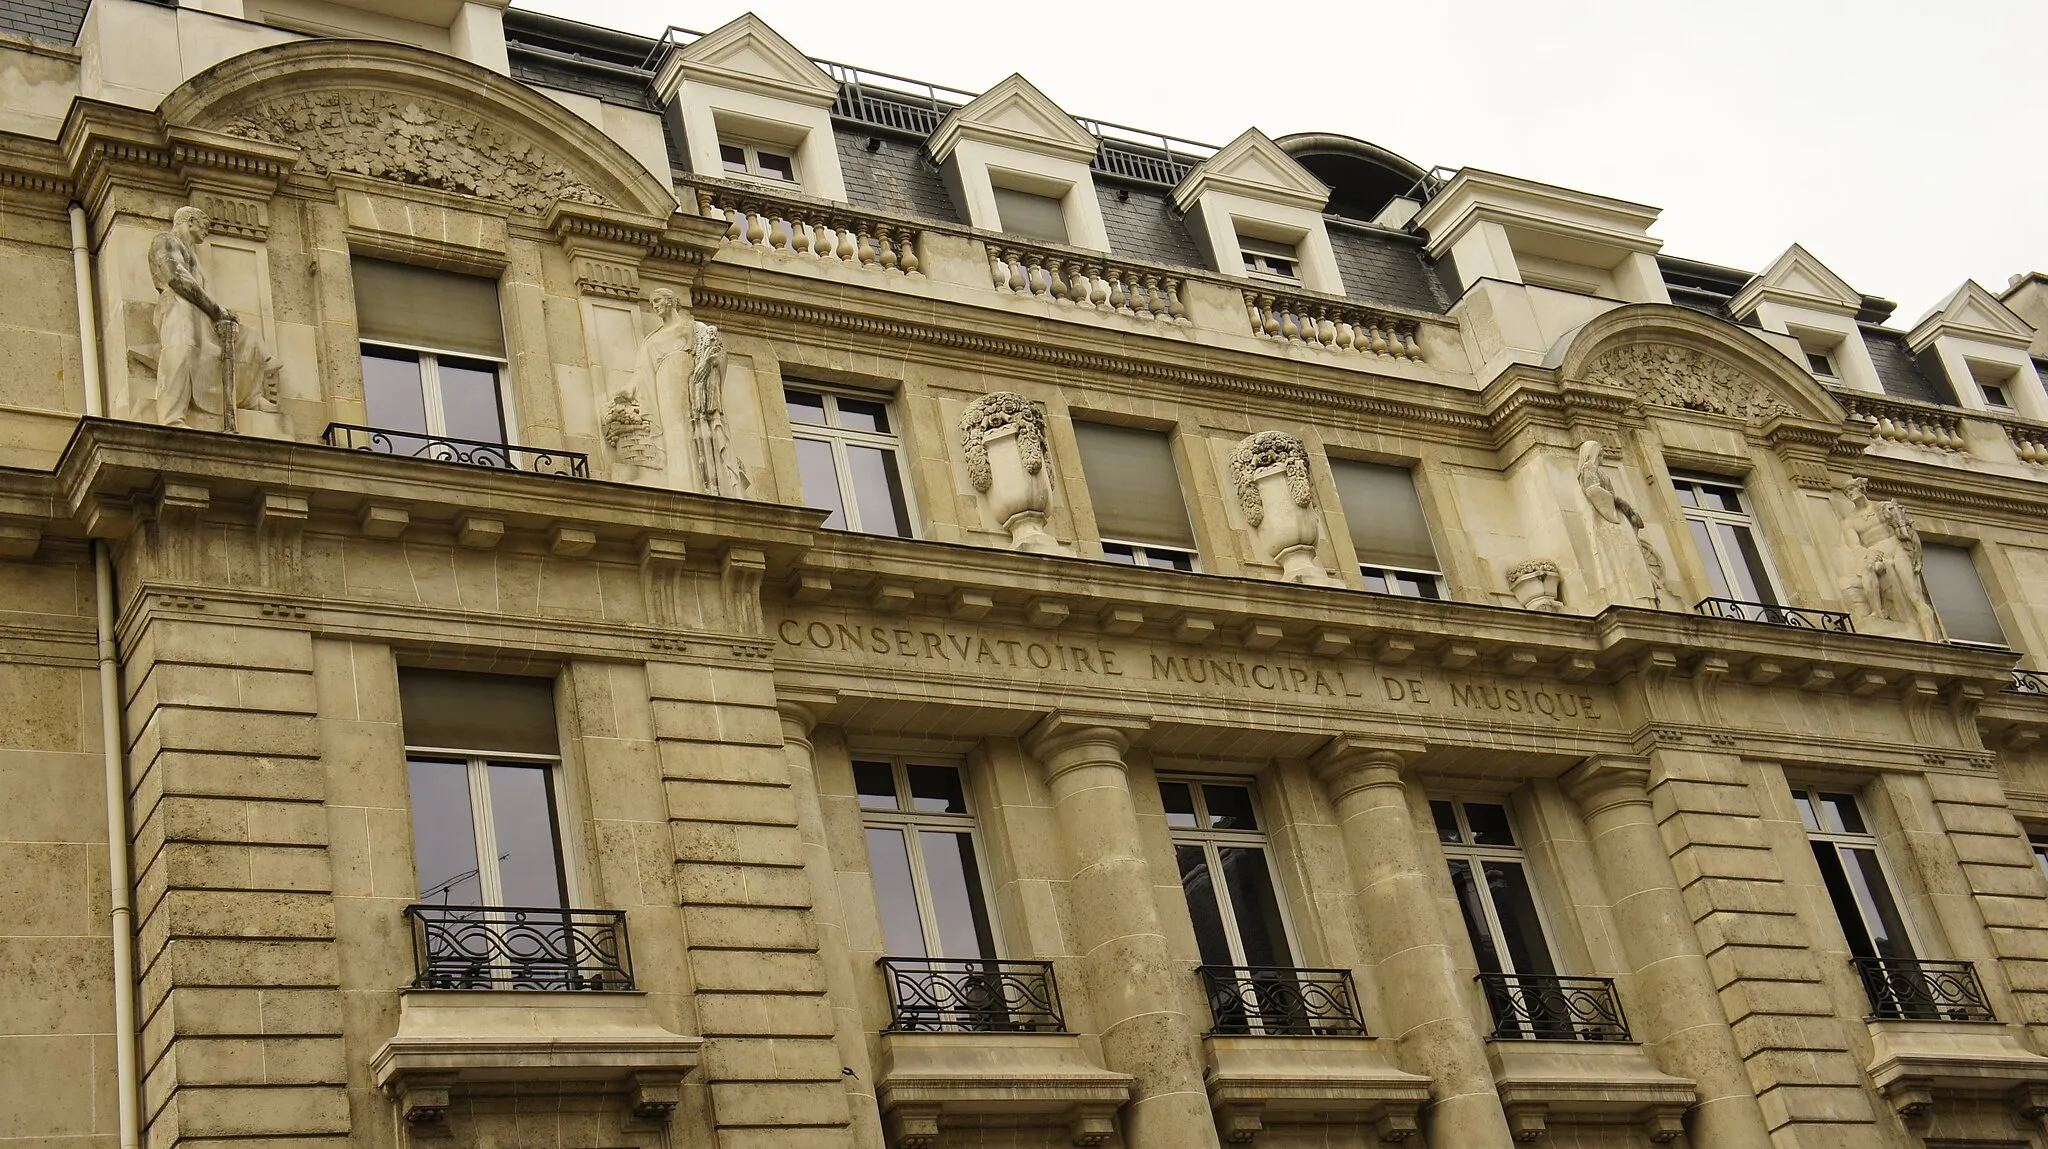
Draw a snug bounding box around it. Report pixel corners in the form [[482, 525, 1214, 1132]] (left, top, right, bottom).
[[370, 990, 703, 1130], [876, 1031, 1133, 1147], [1486, 1039, 1697, 1143], [1202, 1034, 1432, 1144], [1864, 1019, 2048, 1131]]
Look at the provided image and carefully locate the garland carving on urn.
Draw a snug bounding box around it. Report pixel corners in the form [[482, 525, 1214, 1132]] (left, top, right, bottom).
[[1506, 558, 1564, 613], [958, 391, 1060, 553], [1228, 431, 1331, 585]]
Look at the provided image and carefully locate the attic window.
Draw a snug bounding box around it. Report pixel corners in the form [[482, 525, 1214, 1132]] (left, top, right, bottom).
[[1805, 351, 1836, 379], [1239, 234, 1300, 283], [992, 185, 1070, 245], [1970, 361, 2017, 410], [720, 142, 797, 184]]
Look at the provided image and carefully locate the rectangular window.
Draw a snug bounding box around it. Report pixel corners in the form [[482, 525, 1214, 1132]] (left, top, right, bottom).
[[1922, 543, 2007, 649], [353, 258, 511, 463], [1672, 471, 1781, 605], [857, 759, 998, 962], [2031, 832, 2048, 880], [1434, 797, 1582, 1039], [1806, 351, 1837, 379], [1238, 233, 1300, 282], [1328, 458, 1444, 598], [719, 140, 797, 183], [1792, 787, 1918, 962], [992, 184, 1070, 245], [1072, 421, 1199, 570], [786, 386, 915, 537], [1970, 362, 2017, 410]]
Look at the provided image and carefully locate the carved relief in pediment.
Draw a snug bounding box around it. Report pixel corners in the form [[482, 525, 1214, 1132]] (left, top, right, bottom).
[[1582, 343, 1793, 423], [216, 93, 614, 214]]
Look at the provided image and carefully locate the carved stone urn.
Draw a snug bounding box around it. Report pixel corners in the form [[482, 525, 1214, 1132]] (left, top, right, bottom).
[[960, 391, 1060, 553], [1230, 431, 1329, 585], [1507, 558, 1564, 613]]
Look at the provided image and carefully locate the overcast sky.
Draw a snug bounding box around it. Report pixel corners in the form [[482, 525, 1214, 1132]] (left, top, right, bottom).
[[516, 0, 2043, 324]]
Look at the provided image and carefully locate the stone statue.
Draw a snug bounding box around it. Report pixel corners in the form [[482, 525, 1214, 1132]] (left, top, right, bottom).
[[146, 206, 280, 428], [687, 311, 746, 497], [1575, 441, 1670, 609], [1838, 477, 1940, 641], [1229, 430, 1332, 586], [625, 289, 744, 495], [959, 391, 1060, 553]]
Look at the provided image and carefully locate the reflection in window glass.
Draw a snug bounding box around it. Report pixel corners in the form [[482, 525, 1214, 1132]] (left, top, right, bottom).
[[786, 387, 915, 537], [1792, 785, 1919, 963], [785, 389, 829, 426], [1464, 802, 1515, 847], [1204, 785, 1259, 830], [1176, 844, 1234, 968], [1675, 472, 1782, 605], [488, 763, 565, 908], [1163, 779, 1294, 970], [866, 827, 926, 957], [907, 764, 967, 814], [854, 761, 898, 809], [1160, 781, 1199, 828], [409, 758, 482, 905], [436, 357, 507, 447], [364, 348, 430, 434], [1435, 797, 1558, 979], [793, 437, 847, 529], [860, 760, 997, 962], [846, 445, 911, 537], [1219, 846, 1292, 967], [922, 830, 996, 960]]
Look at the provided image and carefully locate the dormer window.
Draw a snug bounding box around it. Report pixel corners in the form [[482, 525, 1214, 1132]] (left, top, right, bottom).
[[1971, 361, 2017, 409], [1239, 234, 1300, 283], [992, 183, 1070, 245], [720, 141, 797, 183], [1806, 351, 1837, 379]]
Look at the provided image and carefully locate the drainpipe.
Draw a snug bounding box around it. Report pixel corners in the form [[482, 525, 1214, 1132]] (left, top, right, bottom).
[[73, 199, 141, 1149]]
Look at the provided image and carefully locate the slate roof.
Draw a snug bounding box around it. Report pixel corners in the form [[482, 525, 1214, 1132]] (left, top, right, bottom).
[[1864, 327, 1956, 406], [0, 0, 91, 44]]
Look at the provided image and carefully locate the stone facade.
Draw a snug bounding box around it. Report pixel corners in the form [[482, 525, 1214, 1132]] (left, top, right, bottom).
[[3, 4, 2048, 1149]]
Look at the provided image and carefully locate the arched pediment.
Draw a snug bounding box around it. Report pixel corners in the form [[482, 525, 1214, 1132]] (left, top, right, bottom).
[[1548, 304, 1845, 425], [158, 39, 677, 220]]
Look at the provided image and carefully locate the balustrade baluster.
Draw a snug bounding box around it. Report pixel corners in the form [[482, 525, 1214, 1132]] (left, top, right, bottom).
[[1046, 258, 1068, 302], [897, 227, 919, 275], [855, 224, 877, 268], [1110, 269, 1131, 313], [1026, 254, 1048, 298]]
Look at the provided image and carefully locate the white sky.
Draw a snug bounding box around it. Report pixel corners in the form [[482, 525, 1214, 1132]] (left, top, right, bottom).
[[516, 0, 2045, 324]]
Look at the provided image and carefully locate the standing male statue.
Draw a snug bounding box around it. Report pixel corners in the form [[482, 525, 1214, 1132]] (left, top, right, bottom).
[[1839, 477, 1940, 641], [147, 206, 279, 428]]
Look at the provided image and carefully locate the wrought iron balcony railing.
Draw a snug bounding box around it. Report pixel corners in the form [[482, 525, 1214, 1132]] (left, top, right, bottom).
[[322, 424, 591, 478], [404, 904, 633, 991], [879, 958, 1065, 1033], [1694, 598, 1854, 633], [1477, 973, 1630, 1042], [1199, 966, 1368, 1036], [2008, 669, 2048, 696], [1853, 957, 1995, 1022]]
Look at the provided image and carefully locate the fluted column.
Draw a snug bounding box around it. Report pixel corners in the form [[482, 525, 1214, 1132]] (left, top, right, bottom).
[[779, 692, 885, 1149], [1025, 711, 1219, 1149], [1310, 736, 1514, 1149], [1562, 757, 1773, 1149]]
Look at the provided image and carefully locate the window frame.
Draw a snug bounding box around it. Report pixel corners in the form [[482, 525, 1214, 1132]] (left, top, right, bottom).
[[856, 757, 1004, 962], [1921, 541, 2011, 651], [361, 340, 516, 447], [1100, 538, 1200, 573], [989, 179, 1073, 245], [717, 138, 800, 186], [1789, 785, 1925, 962], [784, 383, 919, 538], [1159, 773, 1303, 970], [1670, 471, 1786, 605], [1361, 562, 1445, 599], [1431, 795, 1563, 979], [405, 742, 577, 910], [1237, 232, 1302, 284]]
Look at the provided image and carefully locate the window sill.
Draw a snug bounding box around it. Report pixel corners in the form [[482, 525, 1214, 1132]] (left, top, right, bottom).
[[1865, 1019, 2048, 1127], [1485, 1040, 1696, 1143], [876, 1031, 1131, 1146], [1202, 1033, 1430, 1143]]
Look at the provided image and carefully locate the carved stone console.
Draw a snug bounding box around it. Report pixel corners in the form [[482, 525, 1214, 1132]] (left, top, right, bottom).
[[1486, 1040, 1696, 1143], [1865, 1020, 2048, 1136], [1202, 1035, 1432, 1144], [876, 1031, 1132, 1147]]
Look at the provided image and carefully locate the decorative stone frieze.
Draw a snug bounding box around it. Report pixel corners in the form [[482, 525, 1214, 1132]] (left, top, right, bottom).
[[960, 391, 1061, 553], [1583, 342, 1793, 422], [1228, 430, 1331, 585]]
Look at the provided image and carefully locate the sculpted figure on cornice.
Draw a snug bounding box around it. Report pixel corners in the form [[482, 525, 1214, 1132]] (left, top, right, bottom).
[[958, 391, 1060, 553], [1575, 441, 1672, 610], [686, 314, 747, 497], [217, 93, 613, 214], [1229, 430, 1331, 586], [1837, 477, 1940, 641], [626, 290, 745, 496], [143, 206, 282, 429], [1584, 343, 1793, 423]]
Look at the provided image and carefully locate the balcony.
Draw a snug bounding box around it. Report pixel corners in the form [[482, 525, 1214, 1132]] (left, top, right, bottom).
[[1694, 597, 1853, 633], [1478, 973, 1630, 1042], [404, 904, 633, 991], [2008, 670, 2048, 696], [1200, 965, 1367, 1037], [322, 423, 591, 478], [1854, 957, 1995, 1022], [878, 957, 1065, 1033]]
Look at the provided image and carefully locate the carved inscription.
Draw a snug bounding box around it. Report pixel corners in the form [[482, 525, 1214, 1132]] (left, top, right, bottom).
[[777, 616, 1609, 726]]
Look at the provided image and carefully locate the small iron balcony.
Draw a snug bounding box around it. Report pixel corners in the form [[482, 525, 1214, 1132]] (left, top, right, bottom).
[[878, 958, 1066, 1033], [2007, 669, 2048, 696], [1477, 973, 1630, 1042], [1199, 966, 1368, 1036], [1853, 957, 1995, 1022], [1694, 598, 1853, 633], [322, 423, 591, 478], [404, 904, 632, 991]]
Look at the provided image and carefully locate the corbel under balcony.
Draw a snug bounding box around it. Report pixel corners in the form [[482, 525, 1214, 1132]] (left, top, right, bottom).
[[1485, 1040, 1696, 1143], [1202, 1034, 1432, 1144], [1865, 1019, 2048, 1133], [876, 1031, 1133, 1148], [370, 990, 703, 1132]]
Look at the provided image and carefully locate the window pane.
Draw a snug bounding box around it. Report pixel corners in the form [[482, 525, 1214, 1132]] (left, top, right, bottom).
[[1362, 569, 1392, 594], [1071, 422, 1196, 549], [408, 758, 482, 905], [1673, 483, 1699, 508], [907, 765, 967, 814], [436, 357, 506, 449], [1845, 847, 1917, 961], [1101, 542, 1139, 566], [1817, 793, 1863, 835], [1721, 523, 1776, 604], [1923, 544, 2007, 647], [1464, 802, 1515, 847], [991, 185, 1069, 244], [363, 346, 430, 434], [846, 445, 912, 537], [1481, 861, 1556, 976], [1329, 459, 1440, 574], [866, 827, 926, 957], [1159, 781, 1199, 828], [757, 151, 795, 181], [1689, 519, 1733, 599], [1142, 548, 1195, 572], [1447, 858, 1502, 974], [719, 144, 748, 173], [854, 761, 898, 810], [488, 763, 566, 908], [834, 397, 891, 434], [1219, 846, 1293, 968], [1176, 845, 1234, 968], [793, 437, 847, 530], [920, 830, 997, 960], [1793, 791, 1821, 832], [1430, 800, 1462, 844], [1811, 842, 1876, 957], [785, 389, 829, 425], [1204, 785, 1259, 831]]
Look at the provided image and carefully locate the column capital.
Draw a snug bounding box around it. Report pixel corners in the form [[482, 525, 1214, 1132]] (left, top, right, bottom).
[[1024, 709, 1149, 783], [776, 688, 839, 743], [1310, 734, 1429, 802], [1561, 755, 1654, 818]]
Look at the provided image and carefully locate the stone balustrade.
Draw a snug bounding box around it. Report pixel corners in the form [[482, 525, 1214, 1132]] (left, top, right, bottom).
[[2003, 419, 2048, 467], [986, 243, 1188, 322], [1244, 289, 1423, 362], [1837, 392, 1969, 453], [692, 183, 921, 275]]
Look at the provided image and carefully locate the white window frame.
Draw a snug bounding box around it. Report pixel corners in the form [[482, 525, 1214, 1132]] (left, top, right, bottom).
[[857, 757, 1004, 960], [785, 384, 919, 538], [1238, 232, 1301, 285], [1671, 471, 1786, 604], [719, 138, 800, 186], [1789, 785, 1926, 960], [361, 339, 519, 448], [1432, 796, 1562, 978], [405, 743, 577, 908], [1361, 562, 1445, 599], [1161, 774, 1302, 969], [1806, 350, 1838, 380], [1101, 538, 1200, 573]]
